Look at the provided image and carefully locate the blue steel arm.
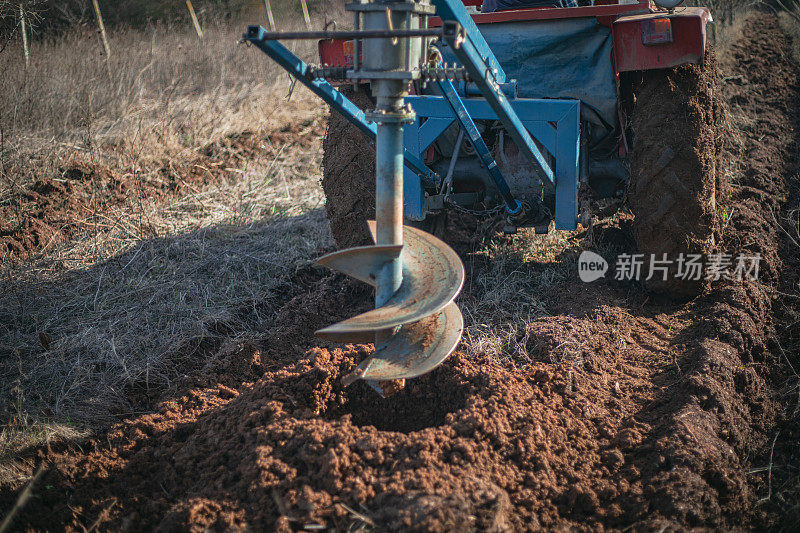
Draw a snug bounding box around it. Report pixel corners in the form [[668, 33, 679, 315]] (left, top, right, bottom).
[[430, 0, 506, 84], [435, 76, 520, 213], [243, 26, 439, 189], [440, 21, 555, 190]]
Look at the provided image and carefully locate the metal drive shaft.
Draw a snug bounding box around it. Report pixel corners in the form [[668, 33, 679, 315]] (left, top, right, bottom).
[[374, 100, 405, 321], [371, 93, 407, 394]]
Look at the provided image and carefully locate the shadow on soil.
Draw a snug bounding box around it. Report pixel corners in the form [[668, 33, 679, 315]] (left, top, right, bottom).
[[0, 208, 349, 456]]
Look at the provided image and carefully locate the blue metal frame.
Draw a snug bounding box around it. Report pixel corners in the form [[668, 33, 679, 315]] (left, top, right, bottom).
[[244, 26, 439, 189], [245, 0, 581, 231], [404, 96, 580, 230], [440, 21, 555, 188]]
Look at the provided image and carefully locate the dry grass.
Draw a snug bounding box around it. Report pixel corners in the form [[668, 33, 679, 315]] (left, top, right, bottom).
[[0, 13, 321, 183], [695, 0, 758, 45], [457, 226, 581, 364], [0, 10, 340, 471]]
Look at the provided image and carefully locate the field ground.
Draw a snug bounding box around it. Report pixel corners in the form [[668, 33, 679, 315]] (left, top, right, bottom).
[[1, 4, 800, 532]]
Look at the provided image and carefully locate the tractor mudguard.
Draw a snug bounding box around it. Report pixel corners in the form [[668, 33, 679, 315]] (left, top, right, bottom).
[[612, 7, 712, 72]]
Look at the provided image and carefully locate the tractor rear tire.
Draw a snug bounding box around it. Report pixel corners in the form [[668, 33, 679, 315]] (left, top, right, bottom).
[[626, 53, 723, 298], [321, 85, 376, 250]]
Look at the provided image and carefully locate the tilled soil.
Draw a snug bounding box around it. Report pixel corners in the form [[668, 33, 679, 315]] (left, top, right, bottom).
[[0, 120, 324, 263], [1, 14, 799, 532]]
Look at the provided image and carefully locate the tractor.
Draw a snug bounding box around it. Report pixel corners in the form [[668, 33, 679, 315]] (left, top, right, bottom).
[[243, 0, 719, 394]]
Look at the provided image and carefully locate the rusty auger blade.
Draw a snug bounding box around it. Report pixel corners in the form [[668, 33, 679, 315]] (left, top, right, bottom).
[[315, 222, 465, 389], [340, 302, 464, 385]]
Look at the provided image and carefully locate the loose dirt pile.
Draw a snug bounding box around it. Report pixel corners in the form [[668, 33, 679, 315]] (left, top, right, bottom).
[[1, 14, 798, 532]]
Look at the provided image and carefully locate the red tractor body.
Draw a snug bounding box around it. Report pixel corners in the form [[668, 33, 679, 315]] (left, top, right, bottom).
[[320, 1, 711, 76]]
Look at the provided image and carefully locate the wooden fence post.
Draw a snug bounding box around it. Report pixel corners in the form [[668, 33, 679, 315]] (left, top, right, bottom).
[[19, 4, 29, 68], [91, 0, 112, 77], [186, 0, 204, 40], [299, 0, 312, 30], [263, 0, 276, 31]]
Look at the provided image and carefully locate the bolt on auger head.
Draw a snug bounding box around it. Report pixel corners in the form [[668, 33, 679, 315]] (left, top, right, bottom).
[[314, 0, 465, 396]]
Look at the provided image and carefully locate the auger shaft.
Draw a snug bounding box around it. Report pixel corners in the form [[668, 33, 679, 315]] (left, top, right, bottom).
[[365, 2, 413, 352], [374, 96, 405, 317], [370, 61, 411, 393], [309, 0, 466, 396]]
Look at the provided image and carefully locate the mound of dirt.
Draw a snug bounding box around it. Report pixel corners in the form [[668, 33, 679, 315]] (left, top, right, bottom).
[[716, 14, 800, 523]]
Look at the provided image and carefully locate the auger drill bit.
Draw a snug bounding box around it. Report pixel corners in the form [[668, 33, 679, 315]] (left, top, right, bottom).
[[316, 223, 464, 394], [314, 0, 464, 396]]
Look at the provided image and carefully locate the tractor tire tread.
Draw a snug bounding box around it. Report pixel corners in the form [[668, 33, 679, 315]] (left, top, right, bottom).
[[626, 51, 722, 298], [321, 85, 377, 249]]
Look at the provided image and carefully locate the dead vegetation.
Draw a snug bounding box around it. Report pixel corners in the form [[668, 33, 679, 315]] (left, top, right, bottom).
[[0, 7, 340, 470], [457, 228, 577, 363]]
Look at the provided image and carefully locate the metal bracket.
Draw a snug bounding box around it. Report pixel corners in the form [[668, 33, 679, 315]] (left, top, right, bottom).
[[440, 21, 555, 189], [426, 192, 481, 211], [247, 28, 443, 40], [244, 25, 439, 189], [434, 74, 520, 213], [430, 0, 507, 83]]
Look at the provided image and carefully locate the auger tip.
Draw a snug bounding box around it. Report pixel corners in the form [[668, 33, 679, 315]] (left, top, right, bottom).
[[341, 367, 364, 387]]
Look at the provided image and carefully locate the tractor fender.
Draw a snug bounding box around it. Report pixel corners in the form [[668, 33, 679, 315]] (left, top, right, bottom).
[[612, 7, 711, 72]]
